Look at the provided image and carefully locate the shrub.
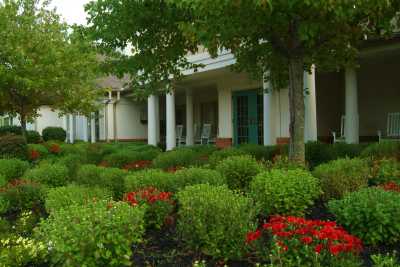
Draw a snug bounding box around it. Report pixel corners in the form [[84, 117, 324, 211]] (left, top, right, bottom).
[[56, 154, 86, 178], [250, 169, 321, 216], [35, 200, 145, 267], [0, 175, 6, 188], [0, 125, 23, 136], [0, 180, 45, 215], [124, 187, 174, 229], [152, 148, 200, 170], [75, 165, 127, 199], [26, 130, 41, 144], [177, 184, 257, 260], [0, 234, 48, 267], [13, 211, 42, 236], [305, 141, 335, 169], [45, 185, 112, 214], [208, 147, 247, 167], [329, 187, 400, 245], [248, 216, 363, 266], [0, 159, 30, 182], [0, 134, 28, 159], [361, 141, 400, 160], [85, 143, 106, 164], [124, 169, 176, 193], [42, 127, 66, 142], [174, 167, 227, 187], [23, 163, 69, 187], [27, 144, 49, 162], [239, 144, 283, 161], [370, 158, 400, 185], [313, 157, 370, 200], [103, 149, 159, 169], [216, 155, 262, 191], [331, 143, 366, 159], [371, 253, 400, 267]]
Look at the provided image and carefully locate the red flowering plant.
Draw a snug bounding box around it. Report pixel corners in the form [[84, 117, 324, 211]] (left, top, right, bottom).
[[246, 216, 363, 267], [28, 149, 40, 161], [124, 187, 174, 229], [123, 160, 152, 171], [379, 182, 400, 193], [49, 143, 61, 154]]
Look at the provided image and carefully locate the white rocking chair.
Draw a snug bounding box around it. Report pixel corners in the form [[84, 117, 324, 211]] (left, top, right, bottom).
[[332, 115, 346, 143], [176, 125, 185, 146], [378, 112, 400, 143], [195, 124, 212, 144]]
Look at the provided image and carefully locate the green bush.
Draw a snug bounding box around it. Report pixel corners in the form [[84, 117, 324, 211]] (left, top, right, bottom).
[[305, 141, 335, 169], [27, 144, 49, 161], [26, 130, 41, 144], [177, 184, 257, 260], [329, 187, 400, 245], [23, 163, 69, 187], [0, 159, 30, 182], [208, 147, 247, 167], [56, 154, 86, 178], [250, 169, 321, 216], [0, 125, 23, 136], [103, 149, 159, 168], [313, 157, 370, 200], [59, 143, 86, 157], [0, 180, 45, 215], [331, 143, 366, 159], [124, 169, 176, 192], [0, 134, 28, 159], [370, 158, 400, 185], [35, 200, 145, 267], [216, 155, 262, 191], [371, 253, 400, 267], [0, 175, 6, 187], [75, 165, 127, 199], [239, 144, 283, 161], [174, 167, 227, 188], [13, 211, 42, 236], [45, 185, 112, 214], [85, 143, 106, 164], [361, 141, 400, 160], [152, 147, 200, 169], [42, 127, 66, 142]]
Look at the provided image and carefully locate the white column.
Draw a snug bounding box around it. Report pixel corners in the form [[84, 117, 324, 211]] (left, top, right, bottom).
[[263, 74, 275, 145], [217, 86, 233, 141], [82, 116, 89, 142], [90, 113, 96, 143], [106, 102, 114, 141], [304, 66, 318, 142], [155, 95, 160, 143], [147, 95, 158, 146], [186, 90, 194, 146], [166, 91, 176, 150], [69, 115, 74, 144], [63, 115, 68, 142], [344, 68, 359, 144]]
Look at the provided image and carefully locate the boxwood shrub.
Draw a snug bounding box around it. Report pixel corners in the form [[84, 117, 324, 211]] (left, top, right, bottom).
[[329, 187, 400, 245], [313, 157, 370, 200], [42, 127, 66, 142], [174, 167, 227, 187], [75, 165, 127, 199], [250, 169, 321, 216], [103, 149, 160, 168], [26, 130, 41, 144], [124, 169, 176, 193], [45, 185, 112, 214], [361, 141, 400, 160], [216, 155, 263, 191], [238, 144, 283, 161], [35, 200, 145, 267], [369, 158, 400, 185], [0, 159, 30, 182], [0, 134, 28, 159], [208, 147, 247, 167], [0, 125, 23, 136], [23, 163, 69, 187], [152, 147, 200, 169], [176, 184, 257, 260]]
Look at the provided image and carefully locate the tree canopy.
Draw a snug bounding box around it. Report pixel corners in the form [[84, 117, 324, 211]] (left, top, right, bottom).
[[0, 0, 101, 130], [86, 0, 399, 163]]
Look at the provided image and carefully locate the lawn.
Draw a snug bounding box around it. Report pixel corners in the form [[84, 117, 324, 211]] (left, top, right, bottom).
[[1, 127, 400, 266]]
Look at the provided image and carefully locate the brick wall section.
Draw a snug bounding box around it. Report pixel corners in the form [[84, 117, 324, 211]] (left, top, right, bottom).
[[216, 138, 233, 148], [276, 137, 290, 145]]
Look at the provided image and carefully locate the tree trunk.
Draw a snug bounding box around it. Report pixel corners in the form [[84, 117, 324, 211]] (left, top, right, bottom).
[[19, 113, 27, 139], [288, 57, 305, 165]]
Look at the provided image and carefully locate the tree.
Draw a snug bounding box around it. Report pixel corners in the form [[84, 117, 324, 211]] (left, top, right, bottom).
[[85, 0, 399, 164], [0, 0, 101, 134]]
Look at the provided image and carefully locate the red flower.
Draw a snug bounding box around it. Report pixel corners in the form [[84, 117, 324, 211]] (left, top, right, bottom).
[[49, 143, 61, 154], [246, 230, 261, 244], [314, 244, 324, 254], [301, 236, 313, 245], [29, 149, 40, 161], [379, 182, 400, 193], [124, 187, 173, 206], [329, 244, 343, 255], [123, 160, 152, 170]]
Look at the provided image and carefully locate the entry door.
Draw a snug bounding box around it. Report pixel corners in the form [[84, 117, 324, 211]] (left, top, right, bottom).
[[233, 90, 260, 145]]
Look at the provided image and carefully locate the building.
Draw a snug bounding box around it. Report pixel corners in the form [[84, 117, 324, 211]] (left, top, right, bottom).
[[2, 37, 400, 148]]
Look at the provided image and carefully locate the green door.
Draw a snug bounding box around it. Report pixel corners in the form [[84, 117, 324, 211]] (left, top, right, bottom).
[[233, 90, 262, 145]]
